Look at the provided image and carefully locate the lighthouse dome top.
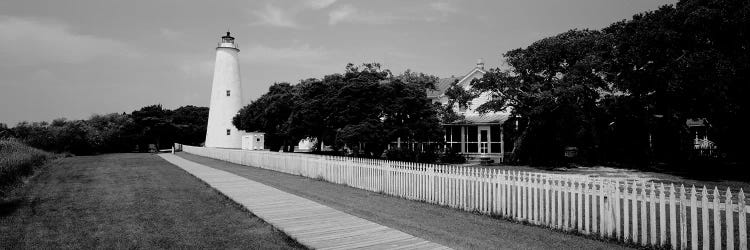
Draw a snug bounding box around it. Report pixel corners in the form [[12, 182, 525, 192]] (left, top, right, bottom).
[[217, 31, 238, 50]]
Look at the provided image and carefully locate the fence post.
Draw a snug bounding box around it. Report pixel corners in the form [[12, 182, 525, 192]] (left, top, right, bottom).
[[494, 170, 500, 215], [483, 169, 488, 213], [725, 188, 734, 250], [500, 170, 510, 217], [713, 187, 721, 250], [739, 189, 746, 250], [536, 175, 541, 225], [638, 182, 648, 246], [577, 180, 583, 232], [599, 181, 607, 237], [542, 176, 552, 226], [650, 183, 657, 245], [680, 185, 688, 250], [519, 172, 529, 221], [670, 184, 678, 250], [584, 180, 590, 234], [430, 165, 436, 204], [624, 181, 631, 242], [701, 187, 709, 250], [659, 183, 667, 247], [690, 186, 698, 250], [614, 180, 620, 238]]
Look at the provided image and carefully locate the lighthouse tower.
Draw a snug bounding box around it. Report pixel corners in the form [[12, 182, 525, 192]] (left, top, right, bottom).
[[205, 32, 243, 148]]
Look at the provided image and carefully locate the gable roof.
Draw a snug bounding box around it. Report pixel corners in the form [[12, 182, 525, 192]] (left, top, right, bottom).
[[427, 77, 459, 98], [457, 67, 486, 87], [427, 66, 486, 98]]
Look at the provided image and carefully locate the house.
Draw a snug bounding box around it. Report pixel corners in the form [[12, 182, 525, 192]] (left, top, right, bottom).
[[429, 59, 512, 162], [387, 59, 513, 162], [686, 118, 718, 158]]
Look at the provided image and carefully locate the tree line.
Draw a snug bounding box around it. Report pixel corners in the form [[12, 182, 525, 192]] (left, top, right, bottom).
[[469, 0, 748, 167], [0, 105, 208, 155], [233, 63, 445, 159]]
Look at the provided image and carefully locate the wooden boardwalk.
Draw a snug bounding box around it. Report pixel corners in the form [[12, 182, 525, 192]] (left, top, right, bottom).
[[159, 154, 450, 250]]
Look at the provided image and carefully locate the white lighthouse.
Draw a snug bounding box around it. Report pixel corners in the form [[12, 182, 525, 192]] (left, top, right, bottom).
[[205, 32, 243, 148]]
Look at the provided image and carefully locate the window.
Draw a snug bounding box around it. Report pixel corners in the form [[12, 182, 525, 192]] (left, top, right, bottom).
[[490, 125, 501, 142], [226, 90, 231, 96], [444, 126, 463, 153], [464, 126, 478, 153], [466, 127, 477, 142], [226, 129, 231, 135]]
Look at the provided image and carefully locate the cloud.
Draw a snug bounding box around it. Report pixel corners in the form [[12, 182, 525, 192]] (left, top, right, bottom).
[[0, 16, 139, 66], [430, 1, 459, 14], [179, 59, 214, 78], [305, 0, 338, 9], [251, 4, 298, 28], [159, 28, 182, 40], [328, 5, 401, 25], [180, 43, 330, 79], [240, 43, 328, 64]]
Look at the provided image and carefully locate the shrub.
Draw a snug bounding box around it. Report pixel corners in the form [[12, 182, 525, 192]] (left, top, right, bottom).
[[385, 148, 438, 163], [440, 149, 466, 164], [0, 139, 57, 197]]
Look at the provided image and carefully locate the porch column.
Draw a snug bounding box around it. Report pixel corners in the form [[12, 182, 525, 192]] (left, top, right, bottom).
[[500, 127, 505, 161], [460, 126, 466, 153]]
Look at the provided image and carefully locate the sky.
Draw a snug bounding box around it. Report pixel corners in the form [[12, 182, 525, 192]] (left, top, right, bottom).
[[0, 0, 676, 125]]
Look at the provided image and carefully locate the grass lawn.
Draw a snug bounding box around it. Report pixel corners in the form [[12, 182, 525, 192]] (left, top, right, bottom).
[[0, 153, 305, 249]]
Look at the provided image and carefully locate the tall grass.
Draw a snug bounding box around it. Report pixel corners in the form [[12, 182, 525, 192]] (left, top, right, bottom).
[[0, 139, 57, 197]]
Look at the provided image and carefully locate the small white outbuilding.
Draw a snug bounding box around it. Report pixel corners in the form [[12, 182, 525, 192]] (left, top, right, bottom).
[[242, 132, 265, 150]]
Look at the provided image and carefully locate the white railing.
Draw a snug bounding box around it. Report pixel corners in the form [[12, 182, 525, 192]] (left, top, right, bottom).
[[182, 145, 748, 250]]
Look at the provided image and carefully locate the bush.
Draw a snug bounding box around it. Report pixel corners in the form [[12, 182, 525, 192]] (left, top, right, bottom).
[[385, 148, 438, 163], [439, 149, 466, 164], [0, 139, 57, 197]]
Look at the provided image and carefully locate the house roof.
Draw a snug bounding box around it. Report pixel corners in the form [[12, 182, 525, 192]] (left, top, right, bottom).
[[686, 118, 709, 127], [457, 67, 486, 87], [427, 77, 459, 98], [427, 66, 486, 98], [445, 112, 510, 125]]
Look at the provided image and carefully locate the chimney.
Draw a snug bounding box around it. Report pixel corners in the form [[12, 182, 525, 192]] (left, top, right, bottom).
[[476, 58, 485, 70]]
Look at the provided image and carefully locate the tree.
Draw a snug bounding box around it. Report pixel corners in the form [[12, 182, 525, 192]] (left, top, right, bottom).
[[88, 113, 138, 153], [237, 63, 445, 158], [171, 106, 209, 146], [383, 71, 444, 148], [471, 29, 610, 165], [131, 104, 176, 151], [438, 79, 477, 124], [601, 0, 750, 164], [234, 83, 296, 151], [0, 123, 10, 139]]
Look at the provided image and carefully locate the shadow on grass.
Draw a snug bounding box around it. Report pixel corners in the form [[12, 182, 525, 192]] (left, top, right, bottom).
[[0, 198, 23, 217], [649, 160, 750, 182]]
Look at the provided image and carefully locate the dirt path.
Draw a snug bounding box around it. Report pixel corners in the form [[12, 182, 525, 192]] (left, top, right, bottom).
[[177, 152, 634, 250], [0, 153, 304, 249]]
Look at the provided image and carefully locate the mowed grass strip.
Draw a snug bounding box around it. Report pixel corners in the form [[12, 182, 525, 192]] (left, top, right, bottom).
[[0, 153, 306, 249]]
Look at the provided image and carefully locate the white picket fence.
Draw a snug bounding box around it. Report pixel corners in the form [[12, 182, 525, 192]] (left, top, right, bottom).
[[181, 145, 749, 250]]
